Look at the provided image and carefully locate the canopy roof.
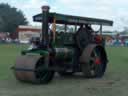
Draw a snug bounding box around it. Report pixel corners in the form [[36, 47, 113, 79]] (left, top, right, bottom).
[[33, 12, 113, 26]]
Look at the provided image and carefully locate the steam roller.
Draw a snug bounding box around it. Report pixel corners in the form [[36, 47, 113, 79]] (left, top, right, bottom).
[[12, 5, 113, 84]]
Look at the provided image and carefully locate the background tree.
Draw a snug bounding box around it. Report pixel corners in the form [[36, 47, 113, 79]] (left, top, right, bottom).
[[0, 3, 28, 33]]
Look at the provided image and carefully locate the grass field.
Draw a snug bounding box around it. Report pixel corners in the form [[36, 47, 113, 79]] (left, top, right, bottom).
[[0, 44, 128, 96]]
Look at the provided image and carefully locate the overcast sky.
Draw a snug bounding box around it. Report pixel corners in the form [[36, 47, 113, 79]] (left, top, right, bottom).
[[0, 0, 128, 31]]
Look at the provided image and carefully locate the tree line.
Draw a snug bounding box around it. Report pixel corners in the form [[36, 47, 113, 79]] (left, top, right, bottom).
[[0, 3, 28, 33]]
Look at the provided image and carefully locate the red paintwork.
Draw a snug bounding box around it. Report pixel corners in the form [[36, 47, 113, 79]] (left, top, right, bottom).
[[95, 58, 101, 65]]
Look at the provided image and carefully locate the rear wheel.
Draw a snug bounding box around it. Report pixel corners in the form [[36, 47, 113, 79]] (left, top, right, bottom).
[[80, 44, 107, 78]]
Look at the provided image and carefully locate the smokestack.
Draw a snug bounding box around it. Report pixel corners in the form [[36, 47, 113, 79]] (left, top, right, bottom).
[[41, 5, 50, 47]]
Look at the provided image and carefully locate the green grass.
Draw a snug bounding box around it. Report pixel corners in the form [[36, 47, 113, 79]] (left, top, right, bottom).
[[107, 47, 128, 77], [0, 44, 128, 96], [0, 44, 27, 80]]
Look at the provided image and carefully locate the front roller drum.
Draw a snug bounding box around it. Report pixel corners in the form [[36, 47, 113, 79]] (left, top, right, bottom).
[[80, 44, 108, 78], [13, 55, 54, 84]]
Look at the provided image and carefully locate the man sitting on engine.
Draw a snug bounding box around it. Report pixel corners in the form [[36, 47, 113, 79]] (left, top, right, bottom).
[[28, 37, 40, 50]]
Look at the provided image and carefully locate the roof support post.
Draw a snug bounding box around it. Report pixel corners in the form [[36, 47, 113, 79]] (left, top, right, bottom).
[[64, 24, 67, 33], [100, 24, 102, 36], [75, 24, 77, 32], [52, 18, 56, 44]]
